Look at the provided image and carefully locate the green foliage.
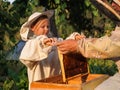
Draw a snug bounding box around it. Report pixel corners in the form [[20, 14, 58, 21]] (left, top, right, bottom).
[[88, 58, 118, 76], [0, 0, 118, 89], [0, 52, 28, 90], [0, 0, 116, 51]]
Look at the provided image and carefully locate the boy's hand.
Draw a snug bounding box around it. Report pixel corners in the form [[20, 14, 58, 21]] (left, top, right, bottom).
[[75, 34, 85, 40], [43, 38, 57, 46]]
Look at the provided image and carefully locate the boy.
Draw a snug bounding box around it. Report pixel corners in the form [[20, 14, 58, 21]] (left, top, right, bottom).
[[19, 10, 83, 89], [19, 10, 61, 88]]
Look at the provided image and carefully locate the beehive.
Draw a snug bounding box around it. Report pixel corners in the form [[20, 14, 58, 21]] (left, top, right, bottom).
[[31, 51, 109, 90]]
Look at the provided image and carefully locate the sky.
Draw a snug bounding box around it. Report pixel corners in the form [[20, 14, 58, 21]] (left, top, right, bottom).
[[7, 0, 15, 3]]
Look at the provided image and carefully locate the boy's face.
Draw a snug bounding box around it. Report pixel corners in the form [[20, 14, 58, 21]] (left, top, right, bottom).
[[31, 18, 50, 36]]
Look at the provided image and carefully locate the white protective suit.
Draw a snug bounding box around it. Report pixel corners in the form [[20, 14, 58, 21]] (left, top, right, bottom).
[[19, 25, 61, 84], [19, 20, 79, 87]]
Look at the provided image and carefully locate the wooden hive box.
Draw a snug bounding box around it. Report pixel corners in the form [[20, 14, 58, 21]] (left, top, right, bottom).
[[30, 50, 109, 90]]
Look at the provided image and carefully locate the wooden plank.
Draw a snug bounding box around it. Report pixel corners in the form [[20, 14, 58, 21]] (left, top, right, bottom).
[[30, 74, 109, 90], [31, 82, 81, 90], [58, 50, 66, 83], [38, 75, 63, 83], [82, 74, 109, 90]]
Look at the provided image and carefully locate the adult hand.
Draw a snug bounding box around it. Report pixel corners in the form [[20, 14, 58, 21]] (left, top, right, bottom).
[[56, 39, 78, 54]]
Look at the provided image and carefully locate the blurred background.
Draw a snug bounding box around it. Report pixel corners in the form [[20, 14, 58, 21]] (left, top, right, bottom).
[[0, 0, 118, 90]]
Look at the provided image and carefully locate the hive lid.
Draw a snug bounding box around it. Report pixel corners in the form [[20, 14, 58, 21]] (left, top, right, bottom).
[[90, 0, 120, 24]]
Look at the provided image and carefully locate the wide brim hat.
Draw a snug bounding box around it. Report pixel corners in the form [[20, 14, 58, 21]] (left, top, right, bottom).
[[24, 10, 54, 27], [20, 10, 54, 41], [90, 0, 120, 24]]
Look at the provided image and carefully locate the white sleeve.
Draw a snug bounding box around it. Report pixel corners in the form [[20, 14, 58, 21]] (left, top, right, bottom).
[[19, 35, 52, 69]]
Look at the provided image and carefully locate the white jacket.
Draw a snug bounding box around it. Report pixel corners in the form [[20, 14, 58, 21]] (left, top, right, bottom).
[[19, 23, 80, 85], [19, 23, 61, 85]]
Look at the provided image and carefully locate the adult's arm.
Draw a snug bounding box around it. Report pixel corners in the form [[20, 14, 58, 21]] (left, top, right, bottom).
[[57, 26, 120, 59], [78, 37, 120, 59], [78, 26, 120, 59]]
